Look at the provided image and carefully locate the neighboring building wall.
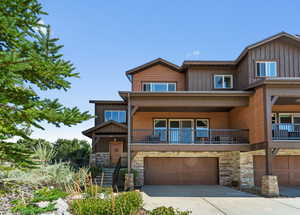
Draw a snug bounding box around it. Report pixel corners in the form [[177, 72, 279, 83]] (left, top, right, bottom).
[[133, 112, 230, 130], [186, 66, 237, 91], [132, 64, 186, 91], [229, 87, 266, 144], [248, 38, 300, 85], [132, 151, 240, 186], [95, 104, 127, 125]]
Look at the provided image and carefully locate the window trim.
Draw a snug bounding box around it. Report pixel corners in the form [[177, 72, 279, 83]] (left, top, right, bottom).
[[104, 110, 127, 123], [256, 61, 277, 77], [142, 82, 177, 92], [213, 75, 233, 89]]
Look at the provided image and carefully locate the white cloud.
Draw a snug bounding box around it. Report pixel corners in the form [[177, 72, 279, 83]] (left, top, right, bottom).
[[186, 50, 201, 59]]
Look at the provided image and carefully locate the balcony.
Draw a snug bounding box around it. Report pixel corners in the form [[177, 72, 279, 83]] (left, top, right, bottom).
[[132, 128, 249, 145], [272, 123, 300, 140]]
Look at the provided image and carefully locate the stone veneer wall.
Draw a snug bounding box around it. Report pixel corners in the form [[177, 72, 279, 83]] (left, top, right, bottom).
[[131, 151, 240, 186], [90, 152, 110, 167], [90, 152, 128, 168]]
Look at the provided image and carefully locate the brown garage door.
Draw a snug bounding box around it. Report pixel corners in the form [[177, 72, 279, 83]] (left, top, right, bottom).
[[254, 155, 300, 186], [144, 157, 219, 185]]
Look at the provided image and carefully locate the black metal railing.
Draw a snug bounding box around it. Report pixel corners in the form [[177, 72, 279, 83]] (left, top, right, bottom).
[[132, 128, 249, 144], [272, 123, 300, 140], [112, 157, 122, 191]]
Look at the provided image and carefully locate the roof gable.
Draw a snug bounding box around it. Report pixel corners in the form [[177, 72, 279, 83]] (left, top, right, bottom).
[[236, 32, 300, 62], [82, 120, 127, 138], [126, 58, 181, 76]]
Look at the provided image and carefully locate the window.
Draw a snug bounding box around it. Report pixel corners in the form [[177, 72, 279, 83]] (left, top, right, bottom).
[[256, 61, 277, 77], [142, 82, 176, 92], [153, 119, 167, 141], [214, 75, 233, 89], [196, 119, 209, 137], [104, 110, 126, 123]]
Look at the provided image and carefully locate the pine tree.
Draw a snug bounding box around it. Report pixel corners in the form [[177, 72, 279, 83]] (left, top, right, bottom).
[[0, 0, 92, 168]]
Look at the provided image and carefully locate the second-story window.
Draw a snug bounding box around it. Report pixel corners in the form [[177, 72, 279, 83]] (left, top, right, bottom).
[[214, 75, 233, 89], [143, 82, 176, 92], [104, 110, 126, 123], [256, 61, 277, 77]]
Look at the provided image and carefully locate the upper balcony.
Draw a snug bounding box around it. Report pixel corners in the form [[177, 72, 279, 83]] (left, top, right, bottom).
[[131, 128, 250, 152], [272, 124, 300, 140]]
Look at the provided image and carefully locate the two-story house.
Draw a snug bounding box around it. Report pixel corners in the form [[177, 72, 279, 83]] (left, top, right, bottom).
[[83, 32, 300, 196]]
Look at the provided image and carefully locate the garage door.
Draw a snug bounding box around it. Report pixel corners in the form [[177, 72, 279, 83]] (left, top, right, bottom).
[[144, 157, 219, 185], [254, 155, 300, 186]]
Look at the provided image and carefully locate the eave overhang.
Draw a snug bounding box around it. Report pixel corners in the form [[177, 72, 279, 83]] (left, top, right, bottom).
[[119, 91, 253, 108]]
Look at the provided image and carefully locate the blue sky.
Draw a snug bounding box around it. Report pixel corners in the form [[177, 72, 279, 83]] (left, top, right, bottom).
[[34, 0, 300, 142]]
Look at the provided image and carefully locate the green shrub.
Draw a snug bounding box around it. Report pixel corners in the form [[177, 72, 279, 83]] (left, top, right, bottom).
[[71, 191, 143, 215], [11, 201, 56, 215], [31, 187, 68, 202], [149, 206, 191, 215], [89, 166, 102, 178], [11, 187, 67, 215], [85, 185, 112, 198], [119, 169, 138, 187], [4, 162, 75, 189]]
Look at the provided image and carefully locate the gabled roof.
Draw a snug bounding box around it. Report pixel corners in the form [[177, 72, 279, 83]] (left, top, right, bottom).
[[236, 31, 300, 62], [126, 58, 181, 76], [82, 120, 127, 138], [182, 32, 300, 68]]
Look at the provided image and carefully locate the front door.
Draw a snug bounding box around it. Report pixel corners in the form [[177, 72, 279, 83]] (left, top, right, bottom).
[[109, 141, 123, 166]]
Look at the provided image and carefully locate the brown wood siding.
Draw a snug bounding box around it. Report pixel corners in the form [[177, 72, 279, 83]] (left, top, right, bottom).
[[229, 87, 265, 144], [186, 67, 237, 91], [236, 55, 249, 89], [133, 112, 230, 130], [248, 38, 300, 84], [272, 105, 300, 112], [93, 137, 127, 153], [144, 157, 219, 185], [132, 64, 185, 91], [254, 155, 300, 186], [95, 104, 127, 125]]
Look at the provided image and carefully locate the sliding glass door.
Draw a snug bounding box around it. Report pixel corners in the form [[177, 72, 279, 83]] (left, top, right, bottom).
[[169, 119, 193, 143]]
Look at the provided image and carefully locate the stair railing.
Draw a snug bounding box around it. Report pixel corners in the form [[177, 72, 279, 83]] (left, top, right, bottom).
[[112, 157, 122, 191]]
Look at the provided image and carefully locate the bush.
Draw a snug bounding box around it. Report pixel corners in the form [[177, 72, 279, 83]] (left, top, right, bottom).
[[89, 166, 102, 178], [85, 185, 113, 198], [149, 206, 191, 215], [53, 139, 91, 169], [119, 168, 139, 187], [11, 187, 67, 215], [4, 162, 75, 189], [71, 191, 143, 215], [31, 187, 68, 202]]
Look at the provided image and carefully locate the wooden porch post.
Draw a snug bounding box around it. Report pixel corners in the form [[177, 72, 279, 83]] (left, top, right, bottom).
[[264, 87, 273, 175], [127, 93, 131, 173]]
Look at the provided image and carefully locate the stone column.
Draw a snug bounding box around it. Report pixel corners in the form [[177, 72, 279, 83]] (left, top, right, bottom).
[[261, 175, 279, 197], [124, 173, 134, 191]]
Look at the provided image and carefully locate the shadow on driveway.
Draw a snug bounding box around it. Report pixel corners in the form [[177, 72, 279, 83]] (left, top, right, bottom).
[[142, 185, 257, 197], [280, 186, 300, 197]]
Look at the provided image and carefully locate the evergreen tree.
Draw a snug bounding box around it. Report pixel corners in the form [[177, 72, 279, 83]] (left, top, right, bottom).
[[0, 0, 91, 168]]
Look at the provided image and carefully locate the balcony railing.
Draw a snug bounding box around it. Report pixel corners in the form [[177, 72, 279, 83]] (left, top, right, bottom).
[[132, 129, 249, 144], [272, 123, 300, 140]]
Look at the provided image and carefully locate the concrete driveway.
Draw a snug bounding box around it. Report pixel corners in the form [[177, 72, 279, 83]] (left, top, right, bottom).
[[142, 185, 300, 215]]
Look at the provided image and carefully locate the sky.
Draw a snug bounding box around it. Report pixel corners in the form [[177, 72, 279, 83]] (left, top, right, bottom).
[[34, 0, 300, 142]]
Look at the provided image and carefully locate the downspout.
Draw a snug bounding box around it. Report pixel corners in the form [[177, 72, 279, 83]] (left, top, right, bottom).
[[127, 92, 131, 173]]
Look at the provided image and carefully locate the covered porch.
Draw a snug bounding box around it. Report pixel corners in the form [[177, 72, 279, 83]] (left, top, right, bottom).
[[120, 91, 252, 152]]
